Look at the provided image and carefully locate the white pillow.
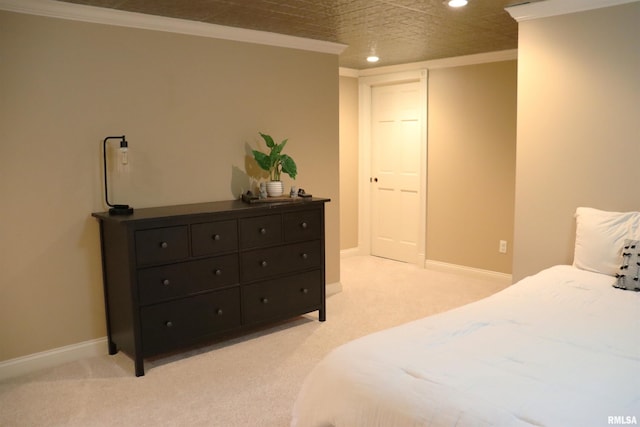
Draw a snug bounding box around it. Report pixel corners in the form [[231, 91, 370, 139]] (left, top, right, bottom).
[[573, 207, 640, 276]]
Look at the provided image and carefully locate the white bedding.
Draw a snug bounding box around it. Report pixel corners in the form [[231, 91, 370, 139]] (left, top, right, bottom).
[[292, 266, 640, 427]]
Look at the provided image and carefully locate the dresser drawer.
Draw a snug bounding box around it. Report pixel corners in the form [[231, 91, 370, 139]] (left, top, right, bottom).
[[138, 254, 239, 305], [135, 226, 189, 266], [240, 240, 321, 282], [242, 270, 322, 325], [239, 214, 282, 249], [191, 220, 238, 256], [140, 288, 241, 356], [283, 209, 321, 242]]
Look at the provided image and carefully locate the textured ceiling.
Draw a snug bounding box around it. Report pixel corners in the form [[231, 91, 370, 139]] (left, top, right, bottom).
[[58, 0, 519, 69]]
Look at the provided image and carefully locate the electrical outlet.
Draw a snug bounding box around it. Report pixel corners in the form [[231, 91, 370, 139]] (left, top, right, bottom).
[[499, 240, 508, 254]]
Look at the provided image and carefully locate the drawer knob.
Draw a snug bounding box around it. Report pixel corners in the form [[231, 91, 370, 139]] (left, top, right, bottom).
[[216, 309, 223, 315], [212, 234, 221, 241], [160, 241, 168, 249], [165, 321, 174, 328], [260, 260, 268, 268], [259, 227, 267, 235], [301, 222, 308, 229], [213, 269, 222, 276], [301, 253, 308, 260], [261, 297, 269, 304], [301, 288, 309, 294], [162, 279, 170, 286]]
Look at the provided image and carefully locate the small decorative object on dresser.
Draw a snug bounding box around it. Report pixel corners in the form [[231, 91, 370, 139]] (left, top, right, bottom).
[[92, 197, 329, 376], [251, 132, 297, 197]]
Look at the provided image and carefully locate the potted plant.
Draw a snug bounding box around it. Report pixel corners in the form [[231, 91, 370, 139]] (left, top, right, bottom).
[[252, 132, 297, 197]]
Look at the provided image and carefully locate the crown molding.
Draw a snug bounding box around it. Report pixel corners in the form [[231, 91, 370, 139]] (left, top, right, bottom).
[[506, 0, 639, 22], [0, 0, 347, 55], [354, 49, 517, 78]]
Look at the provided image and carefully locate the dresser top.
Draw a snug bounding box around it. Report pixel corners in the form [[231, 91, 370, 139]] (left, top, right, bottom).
[[92, 197, 330, 223]]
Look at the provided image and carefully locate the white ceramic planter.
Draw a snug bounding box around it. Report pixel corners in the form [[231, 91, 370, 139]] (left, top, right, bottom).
[[266, 181, 284, 197]]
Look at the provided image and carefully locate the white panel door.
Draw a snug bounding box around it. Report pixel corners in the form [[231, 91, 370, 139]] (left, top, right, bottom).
[[370, 81, 422, 263]]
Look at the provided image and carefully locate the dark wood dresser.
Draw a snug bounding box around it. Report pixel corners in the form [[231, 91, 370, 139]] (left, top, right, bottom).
[[92, 198, 329, 376]]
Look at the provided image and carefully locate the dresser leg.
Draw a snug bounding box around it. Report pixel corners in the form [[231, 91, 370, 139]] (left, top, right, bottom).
[[107, 339, 117, 355], [134, 358, 145, 377], [319, 308, 326, 322]]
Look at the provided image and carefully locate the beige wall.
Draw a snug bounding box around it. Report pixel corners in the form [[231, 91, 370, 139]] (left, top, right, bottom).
[[427, 61, 517, 274], [0, 11, 340, 361], [512, 2, 640, 282], [339, 75, 359, 250]]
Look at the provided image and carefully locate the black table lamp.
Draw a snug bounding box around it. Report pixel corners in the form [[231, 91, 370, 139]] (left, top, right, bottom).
[[103, 135, 134, 215]]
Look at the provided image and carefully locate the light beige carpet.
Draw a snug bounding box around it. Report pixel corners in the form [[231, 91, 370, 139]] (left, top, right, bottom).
[[0, 256, 510, 427]]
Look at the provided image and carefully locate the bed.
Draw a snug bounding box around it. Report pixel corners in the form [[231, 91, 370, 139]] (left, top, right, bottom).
[[292, 208, 640, 427]]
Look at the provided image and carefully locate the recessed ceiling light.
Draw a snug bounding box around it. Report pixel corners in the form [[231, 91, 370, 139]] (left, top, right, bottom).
[[367, 55, 380, 63], [447, 0, 468, 7]]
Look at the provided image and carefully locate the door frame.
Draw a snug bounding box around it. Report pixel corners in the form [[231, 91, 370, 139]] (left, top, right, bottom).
[[358, 69, 428, 265]]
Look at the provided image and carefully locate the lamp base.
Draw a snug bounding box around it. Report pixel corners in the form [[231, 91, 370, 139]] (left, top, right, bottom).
[[109, 204, 134, 215]]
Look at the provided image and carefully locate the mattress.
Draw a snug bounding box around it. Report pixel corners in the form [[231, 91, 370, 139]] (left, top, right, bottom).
[[292, 265, 640, 427]]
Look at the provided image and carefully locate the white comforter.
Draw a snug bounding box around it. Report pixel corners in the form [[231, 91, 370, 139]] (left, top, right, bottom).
[[292, 266, 640, 427]]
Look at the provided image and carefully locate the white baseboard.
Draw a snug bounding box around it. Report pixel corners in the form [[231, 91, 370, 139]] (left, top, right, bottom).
[[340, 247, 362, 258], [339, 250, 511, 284], [0, 337, 108, 381], [1, 281, 343, 381], [6, 260, 499, 380], [424, 259, 513, 285], [326, 281, 343, 295]]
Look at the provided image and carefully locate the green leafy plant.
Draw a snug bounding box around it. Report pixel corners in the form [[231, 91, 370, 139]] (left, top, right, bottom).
[[252, 132, 297, 181]]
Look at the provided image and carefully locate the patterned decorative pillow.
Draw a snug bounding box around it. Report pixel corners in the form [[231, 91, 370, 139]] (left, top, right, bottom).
[[614, 239, 640, 291]]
